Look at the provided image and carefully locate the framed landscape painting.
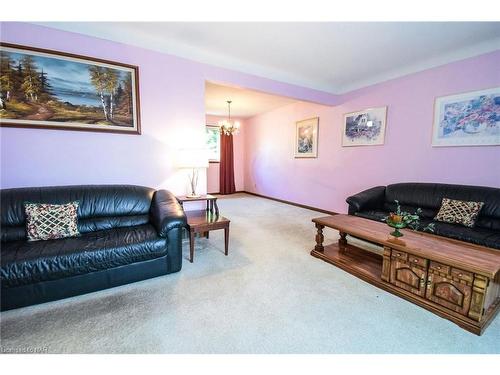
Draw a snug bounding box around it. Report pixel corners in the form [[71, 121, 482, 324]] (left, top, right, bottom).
[[294, 117, 319, 158], [342, 107, 387, 146], [0, 43, 141, 134], [432, 87, 499, 147]]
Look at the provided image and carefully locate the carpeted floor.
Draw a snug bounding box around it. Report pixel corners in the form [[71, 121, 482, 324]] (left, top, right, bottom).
[[1, 193, 499, 354]]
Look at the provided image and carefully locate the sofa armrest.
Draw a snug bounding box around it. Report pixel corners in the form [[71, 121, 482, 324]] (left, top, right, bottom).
[[346, 186, 386, 215], [150, 190, 187, 237]]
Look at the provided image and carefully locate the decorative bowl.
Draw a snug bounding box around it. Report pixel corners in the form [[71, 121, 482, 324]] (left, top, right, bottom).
[[387, 218, 406, 238]]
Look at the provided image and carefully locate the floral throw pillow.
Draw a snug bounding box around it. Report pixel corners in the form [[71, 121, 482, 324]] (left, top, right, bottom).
[[25, 202, 80, 241], [434, 198, 484, 228]]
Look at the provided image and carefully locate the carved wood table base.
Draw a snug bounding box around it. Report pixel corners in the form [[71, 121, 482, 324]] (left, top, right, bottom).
[[310, 215, 500, 335]]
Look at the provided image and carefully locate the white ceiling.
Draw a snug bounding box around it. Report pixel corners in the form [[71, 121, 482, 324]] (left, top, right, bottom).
[[38, 22, 500, 93], [205, 82, 298, 118]]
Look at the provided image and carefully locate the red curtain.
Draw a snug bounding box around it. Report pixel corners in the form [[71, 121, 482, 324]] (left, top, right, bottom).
[[219, 133, 236, 195]]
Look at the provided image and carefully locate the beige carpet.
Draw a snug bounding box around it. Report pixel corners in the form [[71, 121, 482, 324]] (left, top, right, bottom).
[[1, 193, 499, 353]]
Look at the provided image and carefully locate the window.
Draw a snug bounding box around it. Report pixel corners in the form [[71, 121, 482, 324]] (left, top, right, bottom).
[[206, 125, 220, 162]]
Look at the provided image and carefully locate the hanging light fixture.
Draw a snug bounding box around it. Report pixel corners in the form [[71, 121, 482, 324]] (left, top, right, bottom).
[[218, 100, 240, 136]]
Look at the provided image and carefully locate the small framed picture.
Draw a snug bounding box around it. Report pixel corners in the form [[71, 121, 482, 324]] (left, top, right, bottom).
[[432, 87, 500, 147], [294, 117, 319, 158], [342, 107, 387, 146]]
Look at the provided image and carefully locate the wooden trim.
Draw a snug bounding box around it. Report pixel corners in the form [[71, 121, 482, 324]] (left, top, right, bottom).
[[0, 42, 140, 70], [242, 191, 338, 215], [0, 121, 141, 135], [208, 191, 338, 215], [209, 190, 244, 196], [134, 64, 142, 135], [0, 42, 141, 135]]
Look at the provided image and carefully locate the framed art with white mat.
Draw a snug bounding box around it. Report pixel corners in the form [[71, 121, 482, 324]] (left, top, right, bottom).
[[342, 107, 387, 146], [432, 87, 499, 147]]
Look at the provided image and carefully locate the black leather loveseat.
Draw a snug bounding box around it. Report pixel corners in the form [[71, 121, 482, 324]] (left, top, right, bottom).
[[1, 185, 186, 310], [346, 183, 500, 250]]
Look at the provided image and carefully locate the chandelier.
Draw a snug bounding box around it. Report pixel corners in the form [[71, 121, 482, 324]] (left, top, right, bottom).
[[218, 100, 240, 136]]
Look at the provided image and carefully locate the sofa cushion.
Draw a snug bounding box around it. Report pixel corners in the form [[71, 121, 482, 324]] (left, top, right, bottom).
[[354, 210, 388, 222], [431, 221, 500, 250], [434, 198, 484, 228], [1, 224, 167, 288], [382, 202, 437, 219], [25, 202, 80, 241], [354, 210, 499, 249], [1, 185, 155, 242], [355, 211, 435, 231], [1, 214, 151, 243], [385, 183, 500, 219]]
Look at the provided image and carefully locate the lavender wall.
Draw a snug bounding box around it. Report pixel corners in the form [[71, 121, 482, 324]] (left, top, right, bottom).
[[0, 22, 338, 192], [244, 51, 500, 213], [2, 23, 498, 213]]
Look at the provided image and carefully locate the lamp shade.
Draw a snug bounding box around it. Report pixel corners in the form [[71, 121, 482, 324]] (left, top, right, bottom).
[[175, 148, 209, 169]]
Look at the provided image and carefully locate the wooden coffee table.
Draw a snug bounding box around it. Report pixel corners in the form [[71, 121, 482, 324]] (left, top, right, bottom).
[[185, 210, 230, 263], [310, 214, 500, 335]]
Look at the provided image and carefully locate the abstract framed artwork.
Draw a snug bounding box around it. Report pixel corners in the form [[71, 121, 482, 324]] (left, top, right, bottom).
[[432, 87, 499, 147], [294, 117, 319, 158], [342, 106, 387, 146], [0, 43, 141, 134]]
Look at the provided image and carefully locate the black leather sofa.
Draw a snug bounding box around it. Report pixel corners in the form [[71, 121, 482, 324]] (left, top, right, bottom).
[[346, 183, 500, 250], [0, 185, 187, 310]]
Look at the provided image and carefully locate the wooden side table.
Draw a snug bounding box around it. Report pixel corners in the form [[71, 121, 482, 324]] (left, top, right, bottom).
[[176, 194, 229, 263], [185, 210, 230, 263], [176, 194, 219, 215]]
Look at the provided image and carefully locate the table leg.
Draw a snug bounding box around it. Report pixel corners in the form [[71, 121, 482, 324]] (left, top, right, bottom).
[[206, 231, 209, 239], [224, 225, 229, 256], [189, 230, 195, 263], [214, 199, 219, 216], [339, 231, 347, 253], [206, 200, 209, 211], [315, 223, 324, 252]]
